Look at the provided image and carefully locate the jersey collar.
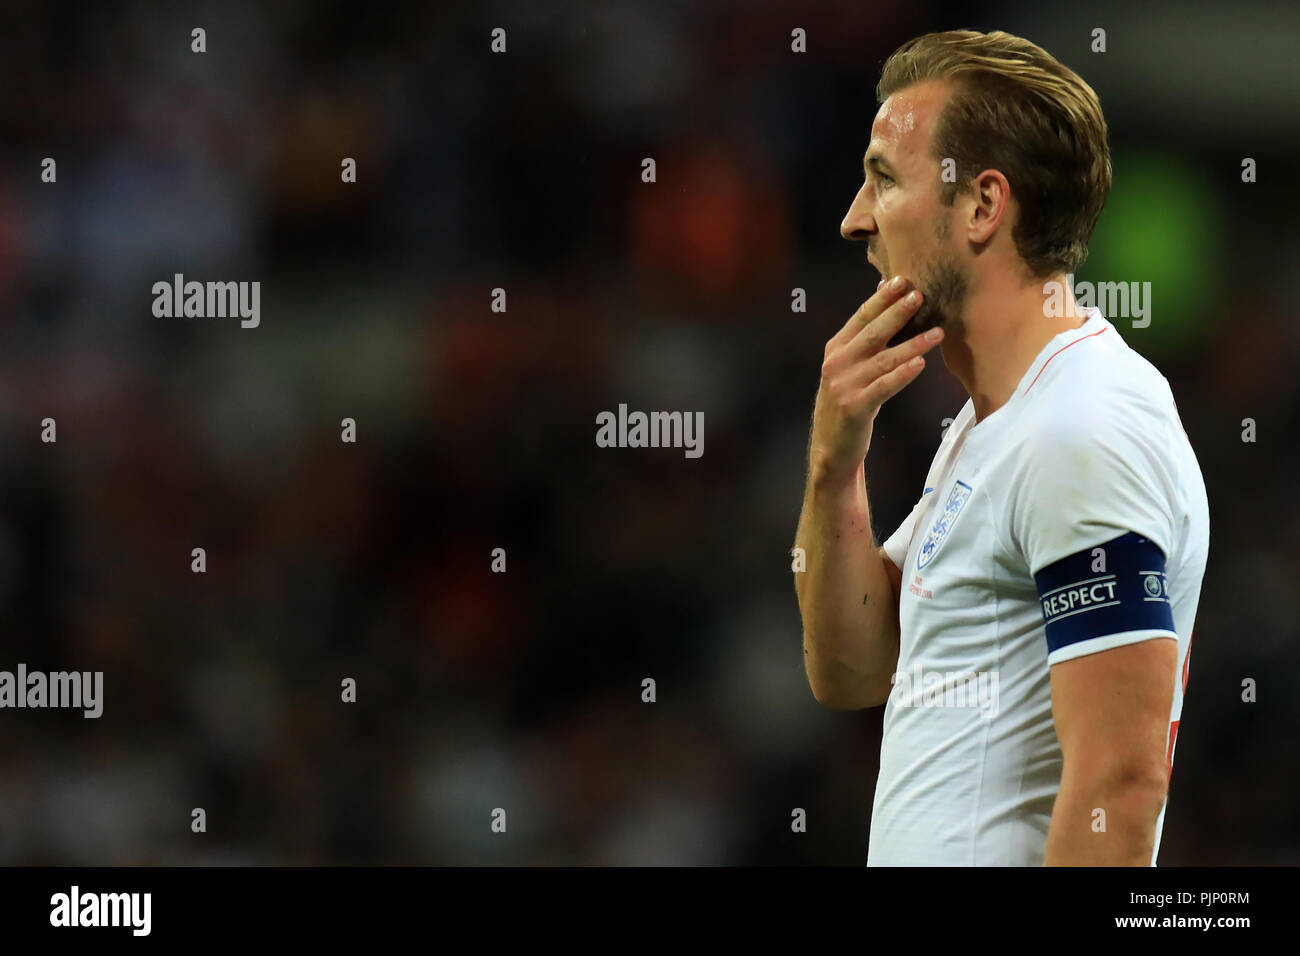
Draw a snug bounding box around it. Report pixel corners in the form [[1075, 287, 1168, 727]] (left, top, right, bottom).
[[1016, 307, 1111, 399]]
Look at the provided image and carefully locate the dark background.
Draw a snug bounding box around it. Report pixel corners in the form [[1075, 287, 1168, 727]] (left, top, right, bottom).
[[0, 0, 1295, 864]]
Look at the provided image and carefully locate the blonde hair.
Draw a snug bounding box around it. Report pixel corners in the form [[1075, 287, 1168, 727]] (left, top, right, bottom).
[[878, 30, 1112, 278]]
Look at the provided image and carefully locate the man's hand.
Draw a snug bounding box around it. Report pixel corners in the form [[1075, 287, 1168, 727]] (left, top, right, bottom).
[[809, 276, 944, 486]]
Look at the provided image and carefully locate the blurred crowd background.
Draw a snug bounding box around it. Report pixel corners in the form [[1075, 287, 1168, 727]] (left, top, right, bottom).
[[0, 0, 1295, 864]]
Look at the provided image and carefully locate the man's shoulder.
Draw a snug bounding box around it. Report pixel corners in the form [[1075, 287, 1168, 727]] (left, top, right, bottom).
[[1018, 333, 1176, 444]]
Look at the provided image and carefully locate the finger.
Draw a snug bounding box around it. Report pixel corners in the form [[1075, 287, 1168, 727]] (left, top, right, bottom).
[[828, 276, 911, 351], [840, 324, 944, 392], [846, 287, 924, 356], [852, 354, 928, 410], [877, 324, 945, 372]]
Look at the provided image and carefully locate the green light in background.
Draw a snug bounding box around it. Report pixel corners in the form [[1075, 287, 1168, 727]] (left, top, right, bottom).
[[1078, 152, 1219, 355]]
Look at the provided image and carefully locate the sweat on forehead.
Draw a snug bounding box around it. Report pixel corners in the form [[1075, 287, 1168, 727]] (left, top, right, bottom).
[[871, 81, 950, 157]]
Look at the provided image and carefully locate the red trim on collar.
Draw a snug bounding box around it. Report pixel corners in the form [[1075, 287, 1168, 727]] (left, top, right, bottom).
[[1024, 327, 1108, 395]]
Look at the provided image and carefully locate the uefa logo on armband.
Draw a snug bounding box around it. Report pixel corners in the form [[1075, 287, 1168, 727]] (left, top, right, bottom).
[[1141, 570, 1170, 603]]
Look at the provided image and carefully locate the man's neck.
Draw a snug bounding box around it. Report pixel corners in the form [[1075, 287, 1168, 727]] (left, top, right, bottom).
[[941, 270, 1089, 423]]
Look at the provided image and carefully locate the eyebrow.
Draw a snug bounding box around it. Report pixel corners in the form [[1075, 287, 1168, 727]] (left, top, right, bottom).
[[863, 154, 897, 177]]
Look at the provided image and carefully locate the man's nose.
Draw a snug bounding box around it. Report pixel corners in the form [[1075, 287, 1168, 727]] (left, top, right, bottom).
[[840, 184, 876, 241]]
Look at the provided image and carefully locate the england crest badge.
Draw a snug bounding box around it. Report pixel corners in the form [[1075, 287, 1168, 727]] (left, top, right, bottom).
[[917, 480, 973, 570]]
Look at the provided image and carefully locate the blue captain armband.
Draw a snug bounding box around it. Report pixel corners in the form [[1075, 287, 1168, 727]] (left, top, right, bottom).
[[1033, 531, 1175, 657]]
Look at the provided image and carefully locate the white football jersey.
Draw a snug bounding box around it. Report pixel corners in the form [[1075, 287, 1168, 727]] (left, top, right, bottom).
[[869, 307, 1209, 866]]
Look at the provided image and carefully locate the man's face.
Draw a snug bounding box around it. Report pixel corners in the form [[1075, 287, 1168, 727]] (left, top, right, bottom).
[[840, 80, 969, 346]]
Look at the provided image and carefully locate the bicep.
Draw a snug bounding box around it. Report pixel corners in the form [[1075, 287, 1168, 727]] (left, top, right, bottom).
[[1049, 637, 1178, 785], [1035, 530, 1181, 786]]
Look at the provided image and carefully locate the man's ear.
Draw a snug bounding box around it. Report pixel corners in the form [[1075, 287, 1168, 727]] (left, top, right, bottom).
[[967, 169, 1011, 244]]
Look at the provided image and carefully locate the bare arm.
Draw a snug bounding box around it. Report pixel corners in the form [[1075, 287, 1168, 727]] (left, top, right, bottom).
[[794, 277, 940, 710], [795, 463, 902, 708], [1044, 638, 1177, 865]]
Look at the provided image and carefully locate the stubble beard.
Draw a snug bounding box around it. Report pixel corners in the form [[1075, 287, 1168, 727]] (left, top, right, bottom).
[[886, 219, 969, 348]]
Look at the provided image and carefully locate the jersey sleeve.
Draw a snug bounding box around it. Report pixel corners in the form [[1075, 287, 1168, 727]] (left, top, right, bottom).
[[882, 487, 934, 570], [1007, 405, 1180, 665]]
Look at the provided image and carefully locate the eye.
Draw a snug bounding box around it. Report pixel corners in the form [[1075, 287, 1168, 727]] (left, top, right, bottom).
[[878, 173, 895, 188]]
